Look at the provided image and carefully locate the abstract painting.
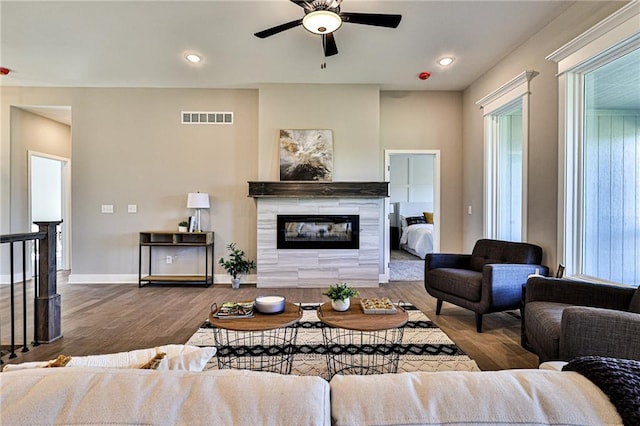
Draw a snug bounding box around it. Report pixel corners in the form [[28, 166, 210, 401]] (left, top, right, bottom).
[[279, 129, 333, 181]]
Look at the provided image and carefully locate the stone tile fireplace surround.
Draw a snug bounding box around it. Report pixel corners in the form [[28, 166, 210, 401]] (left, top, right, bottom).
[[250, 182, 388, 288]]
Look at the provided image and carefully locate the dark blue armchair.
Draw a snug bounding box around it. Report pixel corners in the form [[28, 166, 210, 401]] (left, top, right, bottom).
[[424, 239, 548, 332]]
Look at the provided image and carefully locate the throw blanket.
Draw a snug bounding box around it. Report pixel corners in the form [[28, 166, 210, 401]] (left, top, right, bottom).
[[563, 356, 640, 425]]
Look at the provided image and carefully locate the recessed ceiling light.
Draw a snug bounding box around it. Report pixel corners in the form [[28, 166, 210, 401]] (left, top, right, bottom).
[[438, 57, 454, 66], [185, 54, 201, 63]]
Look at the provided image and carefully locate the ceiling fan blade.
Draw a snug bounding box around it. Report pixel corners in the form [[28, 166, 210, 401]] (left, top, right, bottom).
[[340, 12, 402, 28], [322, 33, 338, 57], [254, 19, 303, 38], [289, 0, 313, 12]]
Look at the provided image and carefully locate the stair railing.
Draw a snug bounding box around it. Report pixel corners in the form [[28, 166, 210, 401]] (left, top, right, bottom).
[[0, 221, 62, 363]]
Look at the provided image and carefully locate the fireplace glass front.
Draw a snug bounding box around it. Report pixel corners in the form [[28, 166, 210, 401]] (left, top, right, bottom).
[[277, 215, 359, 250]]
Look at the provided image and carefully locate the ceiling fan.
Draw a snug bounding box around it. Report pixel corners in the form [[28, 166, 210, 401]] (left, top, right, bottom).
[[254, 0, 402, 57]]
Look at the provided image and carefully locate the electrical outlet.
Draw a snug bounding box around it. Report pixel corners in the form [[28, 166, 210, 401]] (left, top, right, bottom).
[[166, 256, 173, 264]]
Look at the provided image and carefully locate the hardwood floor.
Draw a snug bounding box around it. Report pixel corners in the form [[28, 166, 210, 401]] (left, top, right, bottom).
[[1, 273, 539, 370]]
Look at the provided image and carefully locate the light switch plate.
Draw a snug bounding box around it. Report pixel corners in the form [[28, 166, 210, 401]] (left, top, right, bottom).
[[101, 204, 114, 214], [127, 204, 137, 213]]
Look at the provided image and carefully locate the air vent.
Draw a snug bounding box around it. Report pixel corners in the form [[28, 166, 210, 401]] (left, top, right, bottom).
[[181, 111, 233, 125]]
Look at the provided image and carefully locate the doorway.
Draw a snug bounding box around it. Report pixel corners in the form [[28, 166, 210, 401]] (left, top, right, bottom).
[[384, 150, 441, 282], [29, 152, 71, 271]]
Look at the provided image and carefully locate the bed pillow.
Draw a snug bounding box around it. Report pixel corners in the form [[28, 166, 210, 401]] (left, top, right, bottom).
[[423, 212, 434, 224], [405, 216, 427, 226]]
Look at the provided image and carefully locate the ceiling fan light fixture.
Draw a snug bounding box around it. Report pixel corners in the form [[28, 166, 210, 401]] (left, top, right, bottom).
[[302, 10, 342, 34]]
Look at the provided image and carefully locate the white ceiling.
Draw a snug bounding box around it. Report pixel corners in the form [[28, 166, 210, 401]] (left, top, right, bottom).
[[1, 0, 578, 92]]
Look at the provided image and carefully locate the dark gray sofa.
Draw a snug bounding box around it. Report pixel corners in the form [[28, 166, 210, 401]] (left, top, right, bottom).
[[424, 239, 548, 332], [524, 276, 640, 363]]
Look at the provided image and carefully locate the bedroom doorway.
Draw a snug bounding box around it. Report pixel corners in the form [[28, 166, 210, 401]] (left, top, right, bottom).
[[29, 152, 71, 271], [384, 150, 440, 282]]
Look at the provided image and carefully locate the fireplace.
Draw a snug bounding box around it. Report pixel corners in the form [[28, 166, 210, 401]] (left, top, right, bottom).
[[277, 215, 359, 250]]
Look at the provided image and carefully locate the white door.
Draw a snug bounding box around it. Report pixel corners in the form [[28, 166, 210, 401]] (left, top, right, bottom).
[[29, 152, 71, 270]]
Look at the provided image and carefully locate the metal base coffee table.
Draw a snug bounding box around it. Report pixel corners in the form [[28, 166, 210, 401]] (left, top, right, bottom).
[[209, 302, 302, 374], [317, 298, 408, 378]]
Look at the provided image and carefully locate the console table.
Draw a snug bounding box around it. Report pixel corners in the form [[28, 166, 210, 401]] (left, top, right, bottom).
[[138, 231, 214, 287]]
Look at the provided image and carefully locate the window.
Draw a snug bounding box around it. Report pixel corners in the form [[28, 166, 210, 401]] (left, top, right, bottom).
[[582, 49, 639, 285], [495, 101, 524, 241], [477, 71, 537, 242], [550, 3, 639, 286]]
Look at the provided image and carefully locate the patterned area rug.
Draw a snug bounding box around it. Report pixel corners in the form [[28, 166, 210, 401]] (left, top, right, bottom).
[[186, 304, 479, 378]]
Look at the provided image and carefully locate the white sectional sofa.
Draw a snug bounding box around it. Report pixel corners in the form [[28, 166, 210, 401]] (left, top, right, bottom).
[[1, 368, 330, 425], [1, 367, 624, 425]]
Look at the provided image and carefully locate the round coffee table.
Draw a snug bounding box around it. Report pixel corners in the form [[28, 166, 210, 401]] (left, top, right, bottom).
[[317, 298, 408, 378], [209, 301, 302, 374]]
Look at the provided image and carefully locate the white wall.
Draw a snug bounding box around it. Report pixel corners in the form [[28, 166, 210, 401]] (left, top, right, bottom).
[[9, 107, 71, 233], [380, 91, 463, 253], [258, 84, 381, 181], [461, 1, 627, 267], [2, 87, 259, 282]]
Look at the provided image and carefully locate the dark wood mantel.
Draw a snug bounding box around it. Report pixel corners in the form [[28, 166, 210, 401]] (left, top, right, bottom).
[[248, 181, 389, 198]]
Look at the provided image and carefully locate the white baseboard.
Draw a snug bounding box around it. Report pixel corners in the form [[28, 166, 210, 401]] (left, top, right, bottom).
[[0, 272, 32, 285], [68, 274, 139, 284], [215, 274, 256, 284], [66, 274, 258, 285]]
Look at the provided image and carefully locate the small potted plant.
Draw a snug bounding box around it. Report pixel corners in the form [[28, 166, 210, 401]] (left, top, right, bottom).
[[325, 282, 358, 311], [218, 242, 256, 289], [178, 221, 189, 232]]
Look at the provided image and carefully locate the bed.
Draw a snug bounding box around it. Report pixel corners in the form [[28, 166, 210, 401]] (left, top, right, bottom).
[[395, 202, 435, 259]]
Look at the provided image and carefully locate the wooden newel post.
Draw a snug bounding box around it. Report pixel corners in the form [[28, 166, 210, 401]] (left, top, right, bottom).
[[34, 221, 62, 342]]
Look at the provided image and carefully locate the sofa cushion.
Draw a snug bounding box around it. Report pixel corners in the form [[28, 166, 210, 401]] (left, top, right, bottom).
[[0, 368, 331, 426], [427, 268, 483, 302], [629, 288, 640, 314], [525, 301, 570, 361], [329, 370, 621, 426], [2, 344, 216, 372], [469, 239, 542, 272]]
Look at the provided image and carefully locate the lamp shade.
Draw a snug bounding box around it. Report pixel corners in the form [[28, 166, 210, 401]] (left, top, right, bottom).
[[187, 192, 210, 209]]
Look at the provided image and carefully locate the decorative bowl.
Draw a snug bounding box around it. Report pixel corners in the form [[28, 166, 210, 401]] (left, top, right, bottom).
[[254, 295, 286, 314]]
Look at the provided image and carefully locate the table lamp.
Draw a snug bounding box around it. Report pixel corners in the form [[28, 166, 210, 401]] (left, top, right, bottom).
[[187, 192, 210, 232]]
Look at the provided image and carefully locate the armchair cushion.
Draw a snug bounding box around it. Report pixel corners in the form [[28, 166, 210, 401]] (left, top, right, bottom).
[[425, 253, 472, 271], [469, 239, 543, 272], [525, 302, 569, 362], [560, 307, 640, 361], [525, 277, 640, 362], [525, 277, 634, 311], [629, 288, 640, 314], [427, 268, 482, 302]]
